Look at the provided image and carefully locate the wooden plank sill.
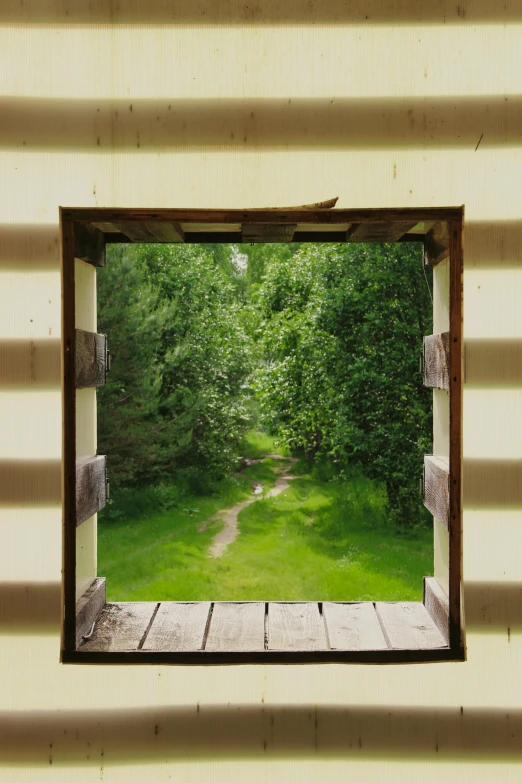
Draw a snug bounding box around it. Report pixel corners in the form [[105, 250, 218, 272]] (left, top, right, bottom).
[[77, 600, 448, 656]]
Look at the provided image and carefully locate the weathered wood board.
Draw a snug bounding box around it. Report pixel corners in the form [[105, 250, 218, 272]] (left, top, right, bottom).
[[75, 329, 107, 389], [424, 221, 449, 266], [347, 221, 417, 243], [423, 577, 450, 645], [205, 602, 265, 652], [142, 602, 211, 652], [80, 602, 157, 652], [241, 224, 296, 243], [268, 603, 327, 651], [76, 455, 107, 526], [423, 332, 450, 390], [75, 577, 106, 649], [323, 602, 388, 650], [74, 222, 106, 267], [423, 455, 450, 529], [111, 221, 184, 243], [375, 602, 447, 650]]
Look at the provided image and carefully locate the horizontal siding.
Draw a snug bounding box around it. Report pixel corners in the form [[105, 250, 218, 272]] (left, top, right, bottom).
[[0, 4, 520, 781]]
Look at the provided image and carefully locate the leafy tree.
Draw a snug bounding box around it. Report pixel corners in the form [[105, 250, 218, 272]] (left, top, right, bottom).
[[255, 242, 432, 526], [97, 243, 253, 489]]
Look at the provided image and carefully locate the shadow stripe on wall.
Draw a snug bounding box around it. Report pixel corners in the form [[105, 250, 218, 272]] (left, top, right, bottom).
[[1, 96, 521, 150], [0, 340, 61, 387], [0, 583, 60, 634], [0, 0, 521, 24], [0, 582, 520, 634], [0, 703, 521, 762], [0, 460, 61, 506]]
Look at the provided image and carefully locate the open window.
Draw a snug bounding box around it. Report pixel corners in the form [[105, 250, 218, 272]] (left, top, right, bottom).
[[61, 205, 463, 663]]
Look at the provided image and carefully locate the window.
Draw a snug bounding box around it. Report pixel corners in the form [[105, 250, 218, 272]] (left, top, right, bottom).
[[61, 205, 463, 663]]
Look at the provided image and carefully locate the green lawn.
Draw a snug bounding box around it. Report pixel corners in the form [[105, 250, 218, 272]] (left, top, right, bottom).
[[98, 437, 432, 602]]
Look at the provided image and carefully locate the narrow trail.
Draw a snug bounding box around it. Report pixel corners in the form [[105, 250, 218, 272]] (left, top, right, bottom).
[[204, 454, 297, 558]]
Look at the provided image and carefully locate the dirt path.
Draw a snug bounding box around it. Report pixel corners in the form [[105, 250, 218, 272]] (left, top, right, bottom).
[[205, 455, 297, 558]]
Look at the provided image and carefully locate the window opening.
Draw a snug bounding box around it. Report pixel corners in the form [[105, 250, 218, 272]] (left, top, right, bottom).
[[61, 207, 463, 663]]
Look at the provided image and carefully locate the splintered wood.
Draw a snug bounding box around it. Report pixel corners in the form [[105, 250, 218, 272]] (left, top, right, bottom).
[[75, 455, 107, 526], [423, 332, 450, 391], [423, 455, 450, 529], [75, 329, 107, 389]]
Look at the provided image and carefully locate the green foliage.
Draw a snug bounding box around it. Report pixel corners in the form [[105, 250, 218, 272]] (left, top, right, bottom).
[[97, 243, 253, 488], [255, 242, 433, 526]]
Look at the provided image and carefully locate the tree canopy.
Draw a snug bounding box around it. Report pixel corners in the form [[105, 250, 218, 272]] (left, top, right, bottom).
[[97, 239, 432, 525]]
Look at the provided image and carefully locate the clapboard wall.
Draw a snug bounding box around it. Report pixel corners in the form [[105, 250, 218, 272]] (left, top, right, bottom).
[[0, 1, 521, 780]]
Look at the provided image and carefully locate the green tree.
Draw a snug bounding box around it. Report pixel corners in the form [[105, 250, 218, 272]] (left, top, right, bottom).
[[255, 242, 432, 526]]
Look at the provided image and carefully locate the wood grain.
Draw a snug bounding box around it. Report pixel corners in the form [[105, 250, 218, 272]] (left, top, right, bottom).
[[423, 332, 450, 390], [323, 602, 388, 650], [75, 329, 107, 389], [347, 221, 417, 243], [60, 216, 77, 654], [268, 603, 327, 651], [73, 221, 105, 267], [142, 602, 210, 652], [241, 224, 296, 243], [448, 218, 463, 651], [76, 455, 106, 526], [75, 577, 106, 649], [375, 602, 447, 650], [205, 602, 265, 652], [423, 455, 450, 529], [111, 221, 184, 243], [62, 206, 464, 227], [424, 221, 450, 266], [423, 577, 450, 645], [80, 602, 157, 652]]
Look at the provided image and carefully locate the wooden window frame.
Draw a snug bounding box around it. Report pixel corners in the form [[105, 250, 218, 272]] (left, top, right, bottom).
[[60, 205, 464, 664]]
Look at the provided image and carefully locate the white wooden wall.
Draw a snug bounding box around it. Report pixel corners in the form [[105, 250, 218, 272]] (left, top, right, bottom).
[[1, 2, 521, 780]]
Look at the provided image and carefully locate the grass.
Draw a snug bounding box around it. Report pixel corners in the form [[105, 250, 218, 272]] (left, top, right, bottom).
[[98, 440, 432, 602]]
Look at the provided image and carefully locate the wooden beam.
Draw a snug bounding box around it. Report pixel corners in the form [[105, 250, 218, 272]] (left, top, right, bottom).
[[75, 577, 106, 649], [268, 603, 327, 651], [73, 222, 106, 267], [142, 602, 211, 652], [205, 602, 265, 652], [323, 602, 388, 651], [75, 329, 107, 389], [448, 218, 463, 652], [60, 216, 77, 655], [62, 207, 465, 226], [111, 221, 184, 243], [76, 455, 107, 526], [423, 455, 450, 530], [424, 221, 450, 266], [80, 603, 157, 652], [241, 224, 296, 243], [423, 332, 450, 390], [375, 602, 447, 649], [347, 221, 417, 243], [423, 577, 449, 646]]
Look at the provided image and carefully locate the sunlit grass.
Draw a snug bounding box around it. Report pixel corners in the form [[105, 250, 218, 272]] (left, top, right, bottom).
[[98, 453, 431, 602]]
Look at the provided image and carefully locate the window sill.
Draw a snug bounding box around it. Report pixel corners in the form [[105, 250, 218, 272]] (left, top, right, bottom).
[[66, 583, 461, 664]]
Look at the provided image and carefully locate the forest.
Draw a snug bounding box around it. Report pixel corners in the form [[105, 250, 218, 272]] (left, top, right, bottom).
[[97, 240, 434, 602]]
